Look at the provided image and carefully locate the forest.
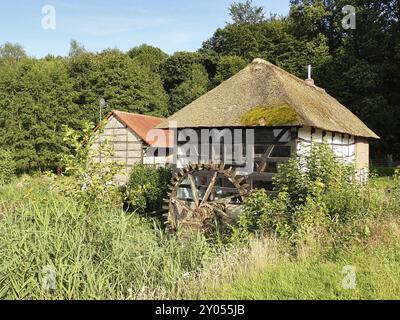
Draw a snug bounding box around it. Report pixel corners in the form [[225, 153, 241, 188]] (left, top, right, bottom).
[[0, 0, 398, 173]]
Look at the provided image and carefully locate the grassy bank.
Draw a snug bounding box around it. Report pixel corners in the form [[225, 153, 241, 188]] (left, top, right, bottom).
[[0, 174, 399, 300], [199, 227, 400, 300]]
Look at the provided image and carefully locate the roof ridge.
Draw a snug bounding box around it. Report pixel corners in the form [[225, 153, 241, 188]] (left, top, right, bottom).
[[252, 58, 326, 92], [112, 110, 165, 120]]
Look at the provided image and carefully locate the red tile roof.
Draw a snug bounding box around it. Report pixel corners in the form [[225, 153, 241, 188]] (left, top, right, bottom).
[[98, 110, 173, 148]]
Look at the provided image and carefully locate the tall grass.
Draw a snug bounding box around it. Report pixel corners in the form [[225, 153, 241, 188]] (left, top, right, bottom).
[[200, 234, 400, 300], [0, 174, 399, 300], [0, 177, 213, 300]]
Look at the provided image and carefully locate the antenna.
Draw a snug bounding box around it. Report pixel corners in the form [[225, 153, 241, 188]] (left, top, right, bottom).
[[99, 98, 107, 164], [307, 65, 312, 80], [99, 98, 107, 124]]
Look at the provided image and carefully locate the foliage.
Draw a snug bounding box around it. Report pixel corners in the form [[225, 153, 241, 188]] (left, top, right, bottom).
[[235, 189, 292, 239], [160, 52, 206, 92], [371, 166, 396, 177], [228, 0, 266, 25], [125, 165, 172, 214], [127, 44, 168, 73], [168, 64, 210, 115], [55, 122, 123, 209], [395, 168, 400, 181], [203, 18, 331, 76], [0, 149, 16, 185], [0, 58, 81, 172], [68, 39, 86, 57], [213, 55, 247, 85], [0, 42, 27, 62], [235, 144, 380, 242], [70, 50, 169, 120]]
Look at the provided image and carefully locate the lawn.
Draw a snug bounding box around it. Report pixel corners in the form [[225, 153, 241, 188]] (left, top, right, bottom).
[[202, 240, 400, 300]]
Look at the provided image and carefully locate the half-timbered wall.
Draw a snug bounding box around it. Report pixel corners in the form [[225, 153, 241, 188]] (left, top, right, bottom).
[[174, 126, 370, 191], [143, 147, 174, 166], [92, 116, 143, 183], [92, 116, 172, 183], [176, 127, 295, 191], [297, 126, 368, 183]]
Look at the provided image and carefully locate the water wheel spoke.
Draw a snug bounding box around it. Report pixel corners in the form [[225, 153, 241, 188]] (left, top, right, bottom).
[[203, 204, 233, 220], [166, 164, 247, 234], [213, 193, 242, 204], [188, 173, 199, 208], [201, 171, 218, 206], [173, 198, 197, 216]]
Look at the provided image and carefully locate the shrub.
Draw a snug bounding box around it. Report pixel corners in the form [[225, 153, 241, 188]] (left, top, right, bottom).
[[274, 143, 359, 221], [395, 167, 400, 181], [125, 165, 172, 214], [235, 189, 292, 239], [371, 166, 395, 177], [54, 122, 124, 209], [235, 143, 368, 243], [0, 149, 16, 185]]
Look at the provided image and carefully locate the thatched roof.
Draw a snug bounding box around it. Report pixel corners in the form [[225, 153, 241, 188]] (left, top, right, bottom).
[[157, 58, 379, 139]]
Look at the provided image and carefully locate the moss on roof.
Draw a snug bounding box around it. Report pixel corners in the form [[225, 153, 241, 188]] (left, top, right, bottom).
[[240, 104, 298, 126], [157, 59, 379, 139]]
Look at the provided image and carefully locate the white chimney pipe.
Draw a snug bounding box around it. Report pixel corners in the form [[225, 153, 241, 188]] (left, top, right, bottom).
[[307, 65, 312, 80]]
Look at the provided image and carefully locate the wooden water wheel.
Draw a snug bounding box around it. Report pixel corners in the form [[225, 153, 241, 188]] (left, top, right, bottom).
[[164, 163, 249, 235]]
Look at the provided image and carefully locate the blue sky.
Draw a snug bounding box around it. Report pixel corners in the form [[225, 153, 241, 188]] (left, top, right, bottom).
[[0, 0, 291, 57]]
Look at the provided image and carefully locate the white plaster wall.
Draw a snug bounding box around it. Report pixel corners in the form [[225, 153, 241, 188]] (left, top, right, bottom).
[[297, 126, 365, 182]]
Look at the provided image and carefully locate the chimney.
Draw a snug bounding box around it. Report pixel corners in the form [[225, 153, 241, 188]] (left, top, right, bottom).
[[305, 64, 315, 87]]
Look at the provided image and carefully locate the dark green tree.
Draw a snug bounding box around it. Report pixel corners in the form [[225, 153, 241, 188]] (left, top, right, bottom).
[[159, 51, 207, 92], [213, 55, 247, 85], [169, 64, 210, 115], [68, 50, 169, 120], [0, 59, 80, 172], [127, 44, 168, 73]]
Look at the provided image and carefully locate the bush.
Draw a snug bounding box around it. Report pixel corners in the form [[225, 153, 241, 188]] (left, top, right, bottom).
[[125, 165, 172, 214], [395, 167, 400, 181], [54, 122, 124, 210], [0, 149, 16, 185], [371, 166, 395, 177], [234, 189, 292, 240], [274, 143, 359, 222], [235, 143, 369, 243]]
